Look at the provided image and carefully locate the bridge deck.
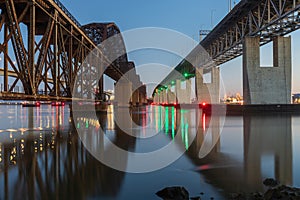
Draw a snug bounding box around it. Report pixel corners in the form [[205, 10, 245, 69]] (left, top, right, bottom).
[[157, 0, 300, 88]]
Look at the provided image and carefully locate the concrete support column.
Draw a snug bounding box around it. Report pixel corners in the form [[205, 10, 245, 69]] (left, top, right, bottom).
[[185, 79, 192, 104], [196, 67, 220, 104], [139, 91, 146, 105], [162, 89, 168, 103], [167, 86, 176, 104], [175, 79, 192, 104], [175, 80, 182, 104], [243, 36, 291, 104], [160, 90, 164, 104], [153, 94, 158, 104], [115, 81, 132, 107], [131, 90, 139, 106], [157, 93, 161, 104]]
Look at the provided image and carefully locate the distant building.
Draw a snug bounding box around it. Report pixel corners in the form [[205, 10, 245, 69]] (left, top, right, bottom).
[[292, 94, 300, 104]]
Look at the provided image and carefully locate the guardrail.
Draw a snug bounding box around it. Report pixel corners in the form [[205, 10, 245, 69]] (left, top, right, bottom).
[[52, 0, 81, 27]]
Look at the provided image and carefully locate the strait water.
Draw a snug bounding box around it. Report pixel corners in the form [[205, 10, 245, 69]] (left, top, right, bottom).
[[0, 104, 299, 200]]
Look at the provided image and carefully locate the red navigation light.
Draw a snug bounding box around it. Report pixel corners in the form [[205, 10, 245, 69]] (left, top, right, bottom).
[[36, 102, 40, 106], [202, 102, 206, 106], [62, 102, 65, 106]]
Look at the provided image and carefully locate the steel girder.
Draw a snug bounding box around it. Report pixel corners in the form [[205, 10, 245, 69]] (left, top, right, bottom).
[[82, 23, 146, 100], [0, 0, 129, 100], [156, 0, 300, 93], [82, 23, 130, 81], [202, 0, 300, 66]]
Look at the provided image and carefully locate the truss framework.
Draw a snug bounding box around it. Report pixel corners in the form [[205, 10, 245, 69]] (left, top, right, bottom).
[[156, 0, 300, 92], [201, 0, 300, 66], [0, 0, 128, 100]]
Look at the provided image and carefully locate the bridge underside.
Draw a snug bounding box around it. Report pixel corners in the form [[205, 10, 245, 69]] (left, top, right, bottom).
[[155, 0, 299, 105], [0, 0, 146, 103]]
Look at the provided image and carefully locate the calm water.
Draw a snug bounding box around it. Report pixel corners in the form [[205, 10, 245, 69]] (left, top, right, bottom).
[[0, 104, 299, 199]]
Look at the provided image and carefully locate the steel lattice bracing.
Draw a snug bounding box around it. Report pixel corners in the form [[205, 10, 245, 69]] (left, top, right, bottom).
[[157, 0, 300, 90], [0, 0, 142, 101], [82, 23, 146, 101], [0, 0, 100, 99], [82, 23, 133, 80], [202, 0, 300, 65]]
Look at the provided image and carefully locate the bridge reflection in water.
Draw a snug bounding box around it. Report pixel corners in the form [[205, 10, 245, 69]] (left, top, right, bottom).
[[0, 105, 298, 199]]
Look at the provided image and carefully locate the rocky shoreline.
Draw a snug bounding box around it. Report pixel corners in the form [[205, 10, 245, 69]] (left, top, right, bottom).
[[156, 179, 300, 200]]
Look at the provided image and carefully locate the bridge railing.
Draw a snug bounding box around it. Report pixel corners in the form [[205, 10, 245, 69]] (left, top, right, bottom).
[[51, 0, 81, 27]]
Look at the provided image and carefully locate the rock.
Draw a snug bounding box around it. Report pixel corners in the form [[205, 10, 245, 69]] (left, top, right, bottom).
[[156, 186, 189, 200], [263, 178, 279, 187], [252, 192, 264, 200], [230, 193, 246, 200], [264, 188, 283, 200], [190, 197, 201, 200]]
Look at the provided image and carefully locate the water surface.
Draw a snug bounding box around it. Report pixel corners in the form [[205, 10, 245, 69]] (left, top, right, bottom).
[[0, 104, 298, 199]]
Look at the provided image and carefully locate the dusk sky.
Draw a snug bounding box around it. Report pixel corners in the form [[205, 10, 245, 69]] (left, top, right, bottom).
[[61, 0, 300, 97]]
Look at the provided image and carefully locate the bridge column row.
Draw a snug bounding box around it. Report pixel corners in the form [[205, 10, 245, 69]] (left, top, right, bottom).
[[115, 82, 148, 107], [152, 79, 192, 105], [153, 36, 291, 106]]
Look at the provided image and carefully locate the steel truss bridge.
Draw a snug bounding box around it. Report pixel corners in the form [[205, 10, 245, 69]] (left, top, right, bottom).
[[158, 0, 300, 88], [0, 0, 144, 101]]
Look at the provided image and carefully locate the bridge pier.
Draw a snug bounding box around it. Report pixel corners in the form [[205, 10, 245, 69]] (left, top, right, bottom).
[[156, 92, 161, 104], [139, 91, 146, 105], [153, 89, 160, 104], [167, 86, 176, 104], [243, 36, 291, 104], [175, 79, 191, 104], [159, 92, 162, 104], [114, 80, 132, 107], [131, 88, 147, 106], [161, 89, 167, 104], [138, 85, 147, 105], [131, 90, 140, 106], [196, 67, 220, 104]]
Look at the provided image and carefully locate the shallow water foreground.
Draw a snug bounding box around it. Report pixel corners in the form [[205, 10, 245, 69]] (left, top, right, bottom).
[[0, 104, 299, 199]]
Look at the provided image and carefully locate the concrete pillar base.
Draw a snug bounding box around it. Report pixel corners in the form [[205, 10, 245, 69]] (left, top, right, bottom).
[[132, 90, 140, 106], [114, 81, 132, 107], [175, 79, 192, 104], [243, 36, 291, 104], [196, 67, 220, 104]]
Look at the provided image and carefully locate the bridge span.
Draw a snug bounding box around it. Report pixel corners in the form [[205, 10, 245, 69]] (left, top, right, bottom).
[[154, 0, 300, 105], [0, 0, 146, 105]]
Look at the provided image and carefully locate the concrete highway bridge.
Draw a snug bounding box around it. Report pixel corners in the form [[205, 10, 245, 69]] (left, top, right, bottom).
[[154, 0, 300, 105]]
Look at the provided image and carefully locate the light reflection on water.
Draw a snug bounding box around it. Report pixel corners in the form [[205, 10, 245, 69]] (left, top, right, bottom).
[[0, 104, 299, 199]]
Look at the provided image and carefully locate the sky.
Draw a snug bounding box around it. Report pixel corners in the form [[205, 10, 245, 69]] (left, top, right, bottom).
[[60, 0, 300, 97]]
